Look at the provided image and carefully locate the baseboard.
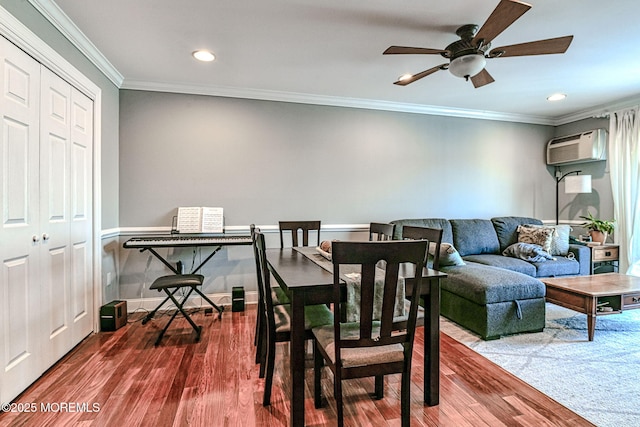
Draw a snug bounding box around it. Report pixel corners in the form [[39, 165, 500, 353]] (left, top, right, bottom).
[[122, 290, 258, 312]]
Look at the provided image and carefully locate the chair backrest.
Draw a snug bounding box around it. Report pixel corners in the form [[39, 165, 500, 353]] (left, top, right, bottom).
[[279, 220, 321, 248], [401, 225, 444, 270], [254, 230, 277, 333], [250, 224, 266, 301], [330, 240, 428, 365], [369, 222, 395, 241]]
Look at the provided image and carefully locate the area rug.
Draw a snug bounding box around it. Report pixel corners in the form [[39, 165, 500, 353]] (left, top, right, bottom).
[[440, 303, 640, 427]]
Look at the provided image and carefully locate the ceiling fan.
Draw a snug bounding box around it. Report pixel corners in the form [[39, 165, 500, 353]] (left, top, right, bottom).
[[383, 0, 573, 88]]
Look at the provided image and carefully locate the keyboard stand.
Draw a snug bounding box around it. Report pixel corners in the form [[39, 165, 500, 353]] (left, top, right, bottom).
[[123, 234, 252, 325], [143, 245, 224, 275]]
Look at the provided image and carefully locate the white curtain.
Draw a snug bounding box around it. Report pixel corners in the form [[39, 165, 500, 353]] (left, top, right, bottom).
[[609, 106, 640, 274]]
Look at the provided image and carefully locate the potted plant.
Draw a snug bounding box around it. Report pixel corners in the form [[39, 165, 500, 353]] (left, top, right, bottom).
[[580, 211, 615, 244]]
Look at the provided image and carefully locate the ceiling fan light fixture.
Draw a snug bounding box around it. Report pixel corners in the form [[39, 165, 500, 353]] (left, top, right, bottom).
[[449, 54, 486, 79], [192, 50, 215, 62]]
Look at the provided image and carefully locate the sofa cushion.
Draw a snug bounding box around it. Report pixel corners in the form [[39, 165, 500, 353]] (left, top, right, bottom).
[[440, 263, 545, 304], [390, 218, 453, 243], [491, 216, 543, 252], [462, 254, 538, 277], [534, 256, 581, 277], [451, 219, 500, 257]]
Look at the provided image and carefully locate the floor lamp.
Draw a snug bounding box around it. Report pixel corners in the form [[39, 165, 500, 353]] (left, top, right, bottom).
[[556, 170, 592, 225]]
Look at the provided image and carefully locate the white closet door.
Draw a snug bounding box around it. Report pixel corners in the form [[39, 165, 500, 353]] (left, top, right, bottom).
[[40, 67, 73, 365], [0, 37, 43, 405], [40, 68, 94, 364], [69, 87, 93, 344]]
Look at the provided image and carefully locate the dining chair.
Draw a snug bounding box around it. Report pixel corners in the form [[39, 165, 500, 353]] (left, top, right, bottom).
[[311, 240, 429, 427], [250, 225, 289, 366], [368, 222, 395, 241], [278, 220, 321, 248], [401, 225, 444, 270], [395, 225, 444, 329], [254, 230, 333, 406]]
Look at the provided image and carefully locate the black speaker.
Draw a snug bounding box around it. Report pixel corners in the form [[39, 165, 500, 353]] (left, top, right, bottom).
[[232, 287, 245, 312], [100, 300, 127, 331]]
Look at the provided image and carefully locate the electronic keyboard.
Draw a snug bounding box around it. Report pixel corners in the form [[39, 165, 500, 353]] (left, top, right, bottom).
[[123, 234, 252, 249]]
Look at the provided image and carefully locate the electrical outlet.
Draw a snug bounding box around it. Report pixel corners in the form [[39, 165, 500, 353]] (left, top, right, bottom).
[[106, 272, 113, 286]]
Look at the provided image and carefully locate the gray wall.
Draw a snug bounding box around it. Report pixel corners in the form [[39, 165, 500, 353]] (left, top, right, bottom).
[[118, 89, 564, 302], [120, 90, 557, 228]]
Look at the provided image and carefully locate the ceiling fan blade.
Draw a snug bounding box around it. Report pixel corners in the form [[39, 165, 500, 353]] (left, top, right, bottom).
[[470, 69, 495, 88], [472, 0, 531, 46], [384, 46, 448, 55], [393, 64, 447, 86], [489, 35, 574, 57]]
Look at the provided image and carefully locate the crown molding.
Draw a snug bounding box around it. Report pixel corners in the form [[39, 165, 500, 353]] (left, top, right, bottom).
[[553, 94, 640, 125], [122, 78, 556, 125], [27, 0, 123, 87]]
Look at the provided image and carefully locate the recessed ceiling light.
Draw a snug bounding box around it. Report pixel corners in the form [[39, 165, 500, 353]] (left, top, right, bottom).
[[547, 93, 567, 102], [192, 50, 215, 62]]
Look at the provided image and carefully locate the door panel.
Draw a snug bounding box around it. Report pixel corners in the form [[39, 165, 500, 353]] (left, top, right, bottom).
[[0, 37, 42, 405], [40, 67, 72, 367], [70, 89, 93, 342], [4, 257, 30, 368]]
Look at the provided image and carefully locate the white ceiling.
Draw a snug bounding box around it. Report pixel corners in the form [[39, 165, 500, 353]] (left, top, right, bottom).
[[41, 0, 640, 124]]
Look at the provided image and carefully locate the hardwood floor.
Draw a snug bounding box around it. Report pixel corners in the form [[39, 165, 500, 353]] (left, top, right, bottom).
[[1, 306, 594, 426]]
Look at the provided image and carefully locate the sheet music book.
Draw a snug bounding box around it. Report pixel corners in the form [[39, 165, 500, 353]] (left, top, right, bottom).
[[176, 207, 224, 233]]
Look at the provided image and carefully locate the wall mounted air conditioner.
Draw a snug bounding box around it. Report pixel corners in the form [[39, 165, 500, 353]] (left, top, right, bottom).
[[546, 129, 608, 165]]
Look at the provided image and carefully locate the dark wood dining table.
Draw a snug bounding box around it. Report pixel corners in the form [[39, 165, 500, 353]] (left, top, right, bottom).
[[265, 247, 447, 427]]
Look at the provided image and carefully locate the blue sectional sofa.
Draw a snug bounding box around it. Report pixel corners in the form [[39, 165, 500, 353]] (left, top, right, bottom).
[[391, 216, 591, 339]]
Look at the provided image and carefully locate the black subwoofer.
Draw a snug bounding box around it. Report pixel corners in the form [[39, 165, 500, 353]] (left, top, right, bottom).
[[232, 287, 245, 312], [100, 300, 127, 331]]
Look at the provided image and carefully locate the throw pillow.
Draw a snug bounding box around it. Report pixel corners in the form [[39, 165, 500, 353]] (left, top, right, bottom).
[[428, 242, 465, 267], [517, 225, 554, 253], [521, 224, 571, 256], [503, 242, 554, 263]]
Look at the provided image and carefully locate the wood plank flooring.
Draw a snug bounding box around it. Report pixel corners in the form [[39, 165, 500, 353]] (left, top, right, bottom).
[[0, 306, 594, 426]]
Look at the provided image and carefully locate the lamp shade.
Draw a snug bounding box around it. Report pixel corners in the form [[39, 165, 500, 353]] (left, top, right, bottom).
[[564, 174, 592, 194], [449, 54, 486, 78]]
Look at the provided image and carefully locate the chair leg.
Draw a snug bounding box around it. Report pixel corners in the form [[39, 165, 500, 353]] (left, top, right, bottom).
[[255, 322, 263, 365], [255, 307, 265, 366], [401, 370, 410, 427], [314, 342, 324, 408], [335, 371, 344, 427], [262, 336, 276, 406], [254, 302, 261, 347], [258, 321, 267, 378], [374, 375, 384, 399], [254, 299, 264, 351]]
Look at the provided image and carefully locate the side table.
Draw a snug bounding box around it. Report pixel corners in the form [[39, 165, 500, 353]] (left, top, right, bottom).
[[590, 244, 619, 274]]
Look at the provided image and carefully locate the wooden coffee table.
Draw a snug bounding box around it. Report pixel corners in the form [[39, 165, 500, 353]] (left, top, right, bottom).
[[541, 273, 640, 341]]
